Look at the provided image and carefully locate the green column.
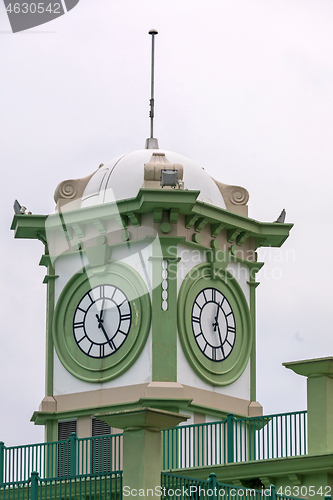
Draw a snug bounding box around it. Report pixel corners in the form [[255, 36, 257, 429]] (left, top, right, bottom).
[[40, 253, 56, 397], [307, 375, 333, 454], [97, 407, 188, 496], [284, 357, 333, 455], [150, 237, 183, 382], [247, 279, 260, 402], [40, 253, 57, 444]]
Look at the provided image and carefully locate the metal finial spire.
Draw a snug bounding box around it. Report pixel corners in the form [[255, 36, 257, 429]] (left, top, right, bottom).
[[145, 29, 159, 150]]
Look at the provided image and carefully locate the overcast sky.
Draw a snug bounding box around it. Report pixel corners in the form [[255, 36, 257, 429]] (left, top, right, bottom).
[[1, 0, 333, 446]]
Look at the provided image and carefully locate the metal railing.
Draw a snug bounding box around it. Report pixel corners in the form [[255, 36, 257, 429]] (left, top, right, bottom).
[[0, 433, 122, 485], [161, 473, 306, 500], [0, 471, 312, 500], [162, 411, 307, 470], [0, 470, 123, 500], [0, 410, 307, 485]]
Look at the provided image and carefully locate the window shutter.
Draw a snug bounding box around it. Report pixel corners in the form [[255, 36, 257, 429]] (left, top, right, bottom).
[[58, 420, 77, 440], [91, 418, 112, 473], [92, 418, 111, 437], [57, 420, 77, 477]]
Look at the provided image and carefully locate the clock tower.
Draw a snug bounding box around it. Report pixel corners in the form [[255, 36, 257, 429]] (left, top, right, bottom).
[[11, 145, 292, 444]]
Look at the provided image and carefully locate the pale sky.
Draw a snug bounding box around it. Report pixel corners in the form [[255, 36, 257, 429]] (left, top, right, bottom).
[[1, 0, 333, 446]]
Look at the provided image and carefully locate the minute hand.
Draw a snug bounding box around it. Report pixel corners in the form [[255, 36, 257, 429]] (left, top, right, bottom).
[[95, 314, 115, 350], [213, 302, 221, 331]]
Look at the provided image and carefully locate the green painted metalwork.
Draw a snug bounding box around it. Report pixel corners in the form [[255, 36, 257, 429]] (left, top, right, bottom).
[[30, 471, 38, 500], [161, 472, 305, 500], [0, 470, 123, 500], [0, 411, 307, 491], [161, 411, 307, 470], [0, 433, 122, 485], [0, 443, 4, 486], [227, 414, 234, 464]]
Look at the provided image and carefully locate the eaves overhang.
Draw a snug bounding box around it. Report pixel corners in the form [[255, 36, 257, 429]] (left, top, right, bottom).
[[11, 189, 293, 249], [11, 214, 47, 241]]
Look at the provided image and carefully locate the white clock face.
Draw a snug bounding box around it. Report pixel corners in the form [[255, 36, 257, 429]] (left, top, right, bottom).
[[73, 284, 131, 358], [191, 287, 236, 362]]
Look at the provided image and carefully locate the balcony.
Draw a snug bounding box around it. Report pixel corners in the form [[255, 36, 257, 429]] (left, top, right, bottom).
[[0, 410, 309, 499]]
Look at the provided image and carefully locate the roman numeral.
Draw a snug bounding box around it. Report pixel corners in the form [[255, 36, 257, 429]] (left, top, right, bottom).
[[118, 330, 128, 337], [220, 344, 225, 359], [100, 344, 105, 357], [227, 326, 236, 333], [212, 289, 216, 302], [121, 313, 131, 321], [192, 316, 200, 324], [212, 348, 217, 361], [194, 331, 203, 339], [73, 322, 84, 329]]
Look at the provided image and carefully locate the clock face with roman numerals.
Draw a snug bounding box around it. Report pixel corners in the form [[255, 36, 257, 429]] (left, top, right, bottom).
[[73, 284, 132, 359], [191, 287, 236, 362]]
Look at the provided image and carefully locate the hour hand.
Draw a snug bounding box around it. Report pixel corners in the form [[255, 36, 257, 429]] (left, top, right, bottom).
[[212, 302, 221, 331], [95, 313, 103, 327], [95, 314, 115, 350]]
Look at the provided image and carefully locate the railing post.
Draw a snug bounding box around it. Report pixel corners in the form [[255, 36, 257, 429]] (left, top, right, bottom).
[[0, 442, 4, 485], [70, 432, 77, 478], [208, 473, 218, 500], [270, 484, 277, 500], [227, 414, 234, 464], [30, 471, 39, 500]]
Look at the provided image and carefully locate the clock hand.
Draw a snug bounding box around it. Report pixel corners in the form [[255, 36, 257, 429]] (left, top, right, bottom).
[[95, 313, 103, 325], [212, 301, 221, 331], [100, 295, 106, 321], [95, 314, 115, 351], [216, 324, 225, 358]]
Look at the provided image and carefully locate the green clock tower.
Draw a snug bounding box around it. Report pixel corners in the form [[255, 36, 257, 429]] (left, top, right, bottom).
[[11, 143, 292, 448], [7, 32, 333, 498]]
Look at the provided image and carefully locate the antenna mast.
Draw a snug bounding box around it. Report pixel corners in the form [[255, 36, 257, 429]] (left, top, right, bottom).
[[145, 29, 159, 149]]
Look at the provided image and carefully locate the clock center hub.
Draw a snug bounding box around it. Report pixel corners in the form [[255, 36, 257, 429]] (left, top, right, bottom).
[[201, 302, 227, 347], [85, 298, 120, 344]]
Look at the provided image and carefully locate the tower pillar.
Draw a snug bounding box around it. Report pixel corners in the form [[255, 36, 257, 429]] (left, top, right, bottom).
[[284, 357, 333, 455], [97, 407, 188, 495]]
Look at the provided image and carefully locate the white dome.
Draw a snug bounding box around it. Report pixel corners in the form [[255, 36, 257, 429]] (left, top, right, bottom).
[[81, 149, 226, 209]]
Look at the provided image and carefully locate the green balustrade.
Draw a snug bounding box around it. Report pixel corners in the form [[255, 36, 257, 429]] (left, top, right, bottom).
[[0, 433, 122, 486], [0, 410, 307, 489], [0, 470, 123, 500], [162, 410, 307, 470], [161, 472, 305, 500]]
